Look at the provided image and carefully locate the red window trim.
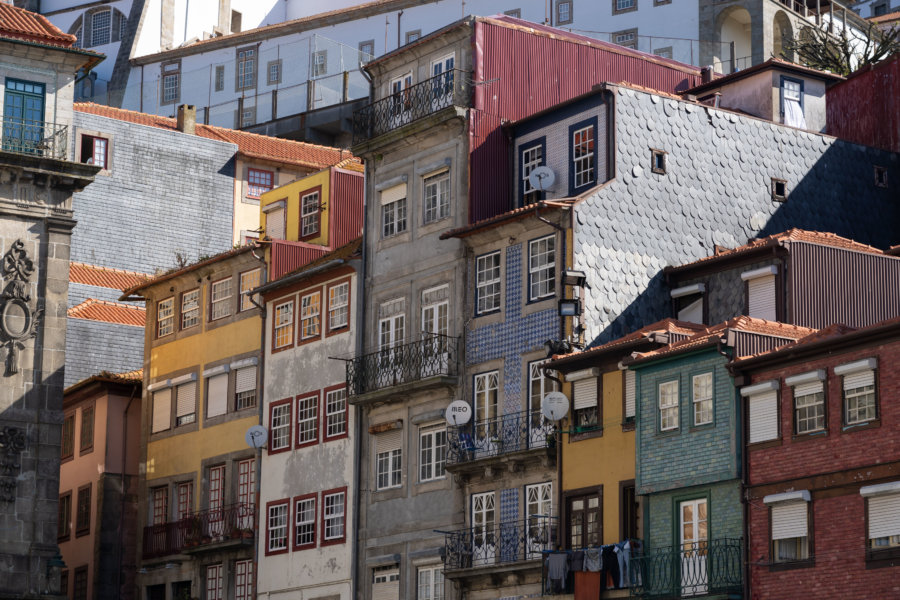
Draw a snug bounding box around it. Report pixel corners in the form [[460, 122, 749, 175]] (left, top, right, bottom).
[[247, 168, 275, 199], [264, 498, 290, 556], [292, 492, 318, 550], [271, 297, 296, 354], [298, 185, 323, 241], [297, 287, 324, 346], [320, 486, 348, 546], [322, 383, 349, 442], [325, 276, 352, 337], [268, 398, 293, 454], [295, 391, 320, 449], [81, 134, 109, 170]]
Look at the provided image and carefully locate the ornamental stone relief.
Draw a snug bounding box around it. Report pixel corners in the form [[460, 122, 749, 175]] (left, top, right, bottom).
[[0, 240, 42, 376]]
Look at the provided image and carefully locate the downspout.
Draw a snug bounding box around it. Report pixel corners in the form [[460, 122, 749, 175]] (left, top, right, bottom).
[[396, 10, 403, 49], [249, 246, 267, 600], [139, 65, 144, 113], [116, 382, 139, 600]]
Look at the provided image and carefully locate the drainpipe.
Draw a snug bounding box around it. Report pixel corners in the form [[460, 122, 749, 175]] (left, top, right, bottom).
[[248, 246, 267, 600], [116, 382, 139, 600]]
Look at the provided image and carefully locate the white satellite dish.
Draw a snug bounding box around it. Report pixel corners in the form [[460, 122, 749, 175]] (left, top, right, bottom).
[[528, 166, 556, 192], [445, 400, 472, 426], [541, 391, 569, 422], [245, 425, 268, 449]]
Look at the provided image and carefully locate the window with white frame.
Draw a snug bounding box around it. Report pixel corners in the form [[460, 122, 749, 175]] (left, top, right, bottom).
[[419, 423, 447, 482], [313, 50, 327, 77], [528, 235, 556, 301], [239, 269, 260, 312], [210, 278, 233, 321], [624, 369, 636, 422], [247, 168, 273, 198], [328, 281, 350, 331], [325, 388, 347, 439], [417, 564, 444, 600], [175, 381, 196, 426], [236, 47, 256, 90], [270, 402, 291, 451], [300, 291, 321, 339], [556, 0, 573, 24], [659, 380, 679, 431], [376, 430, 402, 490], [474, 371, 499, 441], [323, 490, 345, 541], [181, 289, 200, 329], [205, 564, 223, 600], [301, 191, 320, 237], [530, 360, 559, 420], [295, 495, 316, 548], [383, 197, 407, 237], [91, 10, 111, 47], [234, 366, 257, 410], [781, 77, 806, 129], [274, 300, 294, 348], [267, 501, 288, 552], [789, 371, 825, 434], [522, 143, 543, 205], [572, 124, 595, 188], [476, 251, 501, 315], [836, 358, 877, 426], [861, 482, 900, 550], [692, 373, 713, 426], [422, 285, 449, 337], [234, 559, 253, 600], [267, 60, 282, 85], [570, 372, 598, 429], [157, 297, 174, 337], [359, 40, 375, 60], [296, 394, 319, 446], [423, 171, 450, 224], [765, 492, 810, 562]]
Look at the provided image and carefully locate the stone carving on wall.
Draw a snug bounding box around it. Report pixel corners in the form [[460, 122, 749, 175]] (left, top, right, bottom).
[[0, 240, 43, 376], [0, 426, 26, 502]]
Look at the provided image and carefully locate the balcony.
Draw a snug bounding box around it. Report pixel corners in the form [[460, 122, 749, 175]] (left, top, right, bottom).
[[352, 69, 469, 145], [443, 517, 557, 576], [0, 117, 68, 161], [629, 538, 743, 599], [446, 410, 555, 474], [346, 334, 460, 404], [142, 503, 255, 560]]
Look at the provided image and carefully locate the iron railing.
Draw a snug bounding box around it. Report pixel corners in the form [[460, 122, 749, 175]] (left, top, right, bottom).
[[444, 517, 558, 570], [142, 502, 255, 559], [0, 117, 68, 160], [346, 334, 459, 398], [352, 69, 469, 143], [447, 409, 554, 465], [629, 538, 743, 599]]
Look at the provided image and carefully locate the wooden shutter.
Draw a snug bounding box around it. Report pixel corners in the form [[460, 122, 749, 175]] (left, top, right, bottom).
[[573, 378, 597, 410], [771, 501, 808, 540], [235, 366, 257, 393], [678, 297, 703, 323], [207, 374, 228, 418], [176, 382, 196, 418], [843, 370, 874, 390], [267, 207, 285, 239], [748, 391, 778, 443], [793, 381, 823, 397], [152, 389, 171, 433], [376, 429, 402, 454], [868, 494, 900, 539], [624, 370, 636, 419], [747, 275, 776, 321]]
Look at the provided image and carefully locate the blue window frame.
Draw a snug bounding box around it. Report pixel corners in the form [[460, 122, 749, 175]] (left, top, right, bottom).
[[519, 137, 546, 207], [568, 116, 599, 195], [3, 79, 45, 156]]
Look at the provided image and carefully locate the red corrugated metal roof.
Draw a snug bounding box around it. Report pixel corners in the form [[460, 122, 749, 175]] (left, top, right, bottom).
[[68, 299, 146, 326], [0, 2, 76, 47], [69, 262, 150, 291], [826, 54, 900, 153]]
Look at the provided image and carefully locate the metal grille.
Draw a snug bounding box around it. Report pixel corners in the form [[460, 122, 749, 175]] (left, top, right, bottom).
[[346, 334, 459, 398], [628, 538, 743, 599], [446, 409, 553, 465], [443, 516, 557, 570]]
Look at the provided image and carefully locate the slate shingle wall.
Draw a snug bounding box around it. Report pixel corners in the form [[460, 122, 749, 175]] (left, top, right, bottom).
[[676, 259, 776, 325], [64, 318, 144, 386], [67, 281, 129, 307]]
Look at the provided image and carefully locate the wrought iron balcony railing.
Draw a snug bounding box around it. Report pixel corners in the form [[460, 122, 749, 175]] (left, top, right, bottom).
[[0, 117, 68, 160], [346, 334, 459, 399], [142, 502, 255, 559], [444, 517, 558, 571], [352, 69, 469, 144], [629, 537, 743, 599], [447, 409, 554, 465]]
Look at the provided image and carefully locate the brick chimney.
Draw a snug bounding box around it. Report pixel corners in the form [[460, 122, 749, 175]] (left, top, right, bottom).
[[176, 104, 196, 134]]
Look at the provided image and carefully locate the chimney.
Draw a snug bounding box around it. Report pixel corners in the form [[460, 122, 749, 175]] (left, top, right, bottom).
[[701, 66, 713, 84], [177, 104, 196, 135]]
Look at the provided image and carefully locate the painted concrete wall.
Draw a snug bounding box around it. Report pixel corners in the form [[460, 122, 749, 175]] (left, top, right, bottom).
[[234, 157, 308, 245], [260, 167, 331, 243]]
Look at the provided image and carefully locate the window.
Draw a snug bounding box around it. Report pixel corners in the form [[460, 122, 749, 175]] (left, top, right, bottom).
[[382, 198, 408, 237], [521, 142, 544, 205], [568, 492, 601, 548], [765, 492, 811, 562], [325, 387, 348, 440], [80, 405, 94, 453], [60, 571, 69, 598], [571, 121, 596, 191], [157, 297, 174, 337], [874, 165, 888, 188], [504, 8, 522, 17], [294, 494, 316, 548], [236, 47, 256, 90], [237, 459, 255, 524], [267, 60, 282, 85], [322, 489, 346, 543], [73, 567, 87, 600], [614, 0, 636, 13], [240, 106, 256, 128], [61, 413, 75, 460], [174, 381, 196, 426], [296, 394, 319, 447], [620, 481, 639, 540], [423, 171, 450, 224], [614, 30, 637, 49], [269, 400, 292, 452], [406, 30, 422, 43], [151, 486, 168, 525], [176, 481, 192, 520], [780, 77, 805, 129], [556, 0, 573, 24], [215, 65, 225, 91], [771, 177, 788, 202], [836, 359, 877, 426], [300, 190, 320, 237], [274, 300, 294, 349], [313, 50, 327, 77], [743, 266, 778, 320], [161, 62, 180, 104], [234, 560, 253, 600], [91, 9, 111, 46], [247, 168, 274, 199], [265, 205, 285, 239], [419, 423, 447, 482], [58, 492, 72, 540], [474, 371, 499, 437], [266, 501, 289, 554], [181, 289, 200, 329], [651, 149, 667, 174], [528, 235, 556, 301], [624, 369, 637, 423], [376, 430, 402, 490], [79, 135, 108, 169], [206, 564, 223, 600], [861, 483, 900, 552], [788, 371, 825, 434], [151, 389, 172, 433], [208, 465, 225, 515], [373, 566, 400, 598], [210, 278, 233, 321], [239, 269, 260, 312], [743, 381, 779, 444], [659, 380, 679, 431], [235, 366, 257, 410], [76, 484, 91, 535], [572, 375, 599, 429], [328, 281, 350, 331], [359, 40, 375, 60], [417, 565, 444, 600], [476, 251, 501, 315], [692, 373, 713, 426], [300, 291, 321, 340]]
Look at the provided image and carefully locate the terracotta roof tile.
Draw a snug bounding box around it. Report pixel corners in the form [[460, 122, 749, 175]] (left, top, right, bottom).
[[112, 368, 143, 381], [64, 368, 143, 395], [870, 9, 900, 23], [74, 103, 359, 170], [69, 262, 151, 291], [0, 3, 76, 47], [440, 200, 575, 240], [121, 245, 255, 298], [68, 299, 146, 326]]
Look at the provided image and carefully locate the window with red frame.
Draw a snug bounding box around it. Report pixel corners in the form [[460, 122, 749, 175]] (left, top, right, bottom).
[[294, 494, 316, 549], [248, 169, 274, 198], [80, 135, 108, 169], [324, 387, 347, 440], [176, 481, 192, 520], [151, 486, 168, 525], [296, 394, 319, 446], [269, 400, 292, 452]]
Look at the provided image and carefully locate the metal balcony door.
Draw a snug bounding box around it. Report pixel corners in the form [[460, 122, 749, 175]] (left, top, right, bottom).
[[528, 361, 556, 447], [421, 299, 448, 377], [430, 55, 454, 106], [526, 482, 552, 558], [208, 465, 225, 537], [378, 314, 405, 387], [3, 79, 44, 155], [680, 498, 708, 596], [237, 459, 254, 529], [472, 492, 496, 566], [389, 73, 412, 125]]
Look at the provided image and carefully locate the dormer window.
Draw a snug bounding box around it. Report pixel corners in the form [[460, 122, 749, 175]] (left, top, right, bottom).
[[780, 77, 806, 129], [671, 283, 705, 324], [741, 265, 778, 321]]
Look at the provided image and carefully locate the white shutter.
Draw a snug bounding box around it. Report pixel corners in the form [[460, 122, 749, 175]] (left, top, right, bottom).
[[771, 501, 808, 540], [748, 391, 778, 443], [372, 580, 399, 600], [267, 207, 285, 239], [176, 382, 196, 417], [843, 370, 874, 391], [376, 429, 402, 454], [235, 366, 257, 393], [868, 494, 900, 539], [678, 297, 703, 324], [207, 374, 228, 418], [573, 378, 598, 410], [380, 183, 407, 205], [152, 389, 172, 433], [624, 370, 636, 419], [793, 381, 823, 397], [747, 275, 776, 321]]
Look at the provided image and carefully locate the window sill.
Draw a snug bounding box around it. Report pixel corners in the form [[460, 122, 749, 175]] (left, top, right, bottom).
[[689, 422, 715, 432], [866, 547, 900, 569], [372, 486, 405, 502], [791, 430, 828, 443], [842, 418, 880, 433], [569, 427, 603, 442], [621, 421, 635, 432], [748, 438, 783, 450], [768, 558, 815, 572]]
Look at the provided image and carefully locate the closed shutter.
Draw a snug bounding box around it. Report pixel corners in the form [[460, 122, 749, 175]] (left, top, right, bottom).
[[793, 381, 823, 397], [678, 297, 703, 323], [267, 207, 285, 239], [748, 391, 778, 443], [380, 183, 407, 205], [176, 382, 196, 418], [573, 378, 598, 410], [235, 366, 257, 393], [771, 501, 808, 540], [868, 494, 900, 539], [747, 275, 776, 321], [844, 370, 874, 390], [207, 374, 228, 418], [152, 389, 171, 433], [372, 580, 399, 600], [624, 370, 636, 419], [376, 429, 402, 454]]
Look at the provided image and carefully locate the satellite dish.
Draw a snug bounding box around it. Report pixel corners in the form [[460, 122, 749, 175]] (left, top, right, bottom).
[[528, 166, 556, 192], [445, 400, 472, 426], [541, 391, 569, 422], [245, 425, 268, 449]]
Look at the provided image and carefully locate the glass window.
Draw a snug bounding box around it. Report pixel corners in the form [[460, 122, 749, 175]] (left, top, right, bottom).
[[556, 0, 573, 24], [522, 143, 543, 205], [295, 496, 316, 547], [176, 481, 192, 520], [76, 484, 91, 534], [325, 388, 347, 439], [210, 278, 233, 320], [300, 291, 321, 339], [568, 493, 601, 548], [274, 300, 294, 348], [181, 289, 200, 329], [80, 135, 108, 168], [61, 413, 75, 459], [616, 0, 636, 11], [328, 281, 350, 330], [91, 10, 111, 46], [417, 565, 444, 600], [419, 423, 447, 482], [151, 486, 168, 525], [296, 394, 319, 445], [215, 65, 225, 91], [237, 47, 256, 90], [301, 191, 320, 237], [270, 402, 291, 451], [313, 50, 327, 77], [615, 31, 636, 48], [692, 373, 713, 426], [234, 560, 253, 600], [79, 405, 94, 452], [323, 491, 345, 541], [267, 502, 288, 552], [383, 198, 408, 237], [58, 492, 71, 539], [376, 448, 402, 490], [157, 297, 174, 337], [239, 269, 260, 312], [248, 168, 273, 198], [423, 171, 450, 223], [268, 60, 282, 85], [206, 564, 223, 600], [659, 380, 679, 431], [528, 236, 555, 301], [162, 73, 179, 104], [573, 125, 595, 188], [234, 366, 257, 410], [844, 373, 876, 425], [794, 386, 825, 434], [476, 252, 501, 315], [359, 40, 375, 60]]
